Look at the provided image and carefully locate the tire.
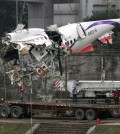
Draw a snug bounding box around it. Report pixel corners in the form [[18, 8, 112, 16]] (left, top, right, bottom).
[[75, 109, 84, 120], [0, 105, 10, 118], [11, 106, 23, 119], [85, 109, 96, 120], [111, 108, 120, 118]]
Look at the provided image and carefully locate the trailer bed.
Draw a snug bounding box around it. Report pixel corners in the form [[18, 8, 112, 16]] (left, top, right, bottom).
[[0, 100, 120, 120]]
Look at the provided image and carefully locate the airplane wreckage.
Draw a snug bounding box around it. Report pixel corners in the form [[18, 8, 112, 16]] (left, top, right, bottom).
[[1, 18, 120, 87]]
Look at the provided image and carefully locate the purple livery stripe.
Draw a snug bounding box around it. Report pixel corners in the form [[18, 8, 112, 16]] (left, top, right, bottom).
[[86, 20, 119, 30]]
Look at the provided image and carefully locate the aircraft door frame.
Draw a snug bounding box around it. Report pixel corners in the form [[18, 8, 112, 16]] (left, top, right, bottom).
[[77, 24, 86, 39]]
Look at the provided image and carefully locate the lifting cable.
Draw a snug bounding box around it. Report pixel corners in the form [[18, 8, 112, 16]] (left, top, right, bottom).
[[19, 0, 26, 24], [17, 0, 33, 127], [3, 66, 6, 101], [29, 73, 33, 133], [67, 0, 74, 14], [97, 80, 104, 92], [57, 0, 62, 26], [111, 80, 114, 93]]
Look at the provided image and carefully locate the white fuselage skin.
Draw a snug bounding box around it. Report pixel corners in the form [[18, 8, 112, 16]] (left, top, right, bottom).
[[5, 28, 52, 49], [58, 19, 120, 54], [2, 18, 120, 85], [3, 18, 120, 55], [7, 28, 46, 42]]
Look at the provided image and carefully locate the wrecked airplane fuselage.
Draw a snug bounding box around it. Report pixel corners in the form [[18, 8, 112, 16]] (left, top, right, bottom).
[[1, 26, 64, 85]]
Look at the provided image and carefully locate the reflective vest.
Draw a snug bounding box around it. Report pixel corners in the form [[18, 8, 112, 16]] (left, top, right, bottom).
[[72, 87, 77, 95]]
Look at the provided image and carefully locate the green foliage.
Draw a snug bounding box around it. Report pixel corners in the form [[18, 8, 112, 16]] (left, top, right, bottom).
[[84, 11, 120, 21], [0, 123, 31, 134], [90, 125, 120, 134], [0, 1, 28, 37]]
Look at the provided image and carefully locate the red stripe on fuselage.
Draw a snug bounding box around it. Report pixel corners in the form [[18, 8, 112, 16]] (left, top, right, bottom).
[[75, 44, 94, 54]]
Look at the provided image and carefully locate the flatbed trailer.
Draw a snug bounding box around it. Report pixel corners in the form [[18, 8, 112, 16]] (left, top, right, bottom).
[[0, 100, 120, 120]]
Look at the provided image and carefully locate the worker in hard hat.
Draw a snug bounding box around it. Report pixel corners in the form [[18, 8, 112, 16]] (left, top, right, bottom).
[[72, 83, 78, 104]]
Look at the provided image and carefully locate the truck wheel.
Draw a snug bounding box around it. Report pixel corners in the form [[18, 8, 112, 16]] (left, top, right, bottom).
[[85, 109, 96, 120], [75, 109, 84, 120], [11, 106, 23, 119], [0, 105, 10, 118], [111, 109, 120, 118]]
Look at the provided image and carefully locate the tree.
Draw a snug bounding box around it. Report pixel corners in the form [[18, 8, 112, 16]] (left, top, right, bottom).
[[0, 1, 28, 37], [84, 11, 120, 80], [84, 11, 120, 35]]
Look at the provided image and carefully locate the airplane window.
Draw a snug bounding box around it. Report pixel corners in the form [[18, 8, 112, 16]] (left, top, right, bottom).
[[74, 38, 77, 43], [70, 40, 72, 44], [67, 41, 69, 45], [65, 42, 67, 45]]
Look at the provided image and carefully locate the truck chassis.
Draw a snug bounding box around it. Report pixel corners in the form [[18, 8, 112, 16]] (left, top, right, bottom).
[[0, 101, 120, 120]]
